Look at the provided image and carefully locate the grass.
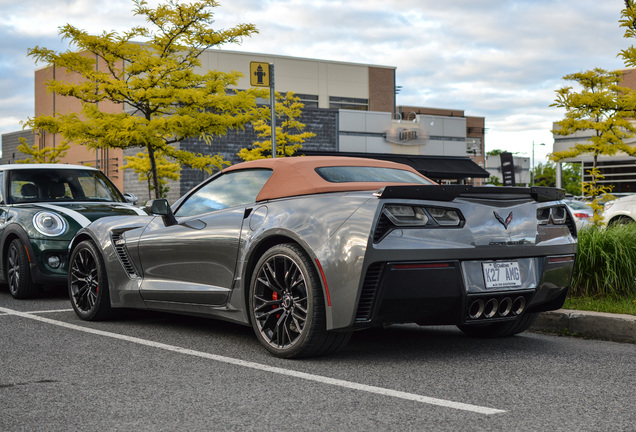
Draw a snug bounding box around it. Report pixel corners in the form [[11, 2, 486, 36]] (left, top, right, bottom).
[[564, 294, 636, 316], [571, 224, 636, 298], [562, 224, 636, 316]]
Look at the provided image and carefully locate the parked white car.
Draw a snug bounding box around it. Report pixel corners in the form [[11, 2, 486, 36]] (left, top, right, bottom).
[[564, 199, 593, 229], [602, 194, 636, 226]]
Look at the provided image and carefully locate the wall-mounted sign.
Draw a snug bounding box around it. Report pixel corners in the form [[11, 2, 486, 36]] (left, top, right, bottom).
[[385, 126, 428, 145]]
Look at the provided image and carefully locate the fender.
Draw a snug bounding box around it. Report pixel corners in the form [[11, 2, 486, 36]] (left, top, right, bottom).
[[0, 223, 37, 284]]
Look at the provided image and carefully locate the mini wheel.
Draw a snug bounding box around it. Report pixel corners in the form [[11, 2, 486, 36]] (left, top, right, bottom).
[[6, 238, 38, 299], [68, 240, 113, 321]]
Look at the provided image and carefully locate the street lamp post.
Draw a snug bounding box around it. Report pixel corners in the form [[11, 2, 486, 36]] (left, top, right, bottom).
[[531, 141, 545, 186]]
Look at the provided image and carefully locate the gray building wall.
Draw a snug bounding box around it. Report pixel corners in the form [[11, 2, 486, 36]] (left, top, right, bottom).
[[1, 130, 35, 164], [123, 107, 339, 204]]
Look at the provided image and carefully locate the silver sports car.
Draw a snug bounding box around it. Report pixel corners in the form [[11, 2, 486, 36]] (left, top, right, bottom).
[[68, 156, 577, 358]]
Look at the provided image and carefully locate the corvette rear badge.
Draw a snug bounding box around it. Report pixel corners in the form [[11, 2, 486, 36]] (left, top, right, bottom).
[[494, 211, 513, 229]]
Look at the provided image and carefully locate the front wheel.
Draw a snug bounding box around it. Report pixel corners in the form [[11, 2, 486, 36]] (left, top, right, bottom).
[[457, 312, 539, 338], [6, 238, 38, 299], [68, 240, 113, 321], [249, 244, 351, 358]]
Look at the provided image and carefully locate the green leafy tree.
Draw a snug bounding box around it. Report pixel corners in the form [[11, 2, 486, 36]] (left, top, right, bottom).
[[122, 150, 180, 201], [486, 149, 505, 156], [485, 175, 502, 186], [238, 91, 316, 160], [22, 0, 266, 199], [533, 162, 582, 196], [16, 138, 70, 164], [550, 68, 636, 224]]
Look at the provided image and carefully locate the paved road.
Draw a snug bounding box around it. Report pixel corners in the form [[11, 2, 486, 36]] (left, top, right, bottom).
[[1, 288, 634, 431]]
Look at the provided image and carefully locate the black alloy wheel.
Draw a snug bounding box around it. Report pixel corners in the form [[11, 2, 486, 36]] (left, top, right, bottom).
[[6, 238, 37, 299], [68, 240, 113, 321], [249, 244, 351, 358]]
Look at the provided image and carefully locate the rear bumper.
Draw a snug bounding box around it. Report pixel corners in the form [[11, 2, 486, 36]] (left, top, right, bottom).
[[350, 254, 575, 329]]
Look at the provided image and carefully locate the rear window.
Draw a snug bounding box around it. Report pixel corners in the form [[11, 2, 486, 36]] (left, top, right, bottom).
[[315, 166, 434, 184]]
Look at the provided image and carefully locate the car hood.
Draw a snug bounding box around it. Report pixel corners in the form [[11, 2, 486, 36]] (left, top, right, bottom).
[[30, 202, 146, 227]]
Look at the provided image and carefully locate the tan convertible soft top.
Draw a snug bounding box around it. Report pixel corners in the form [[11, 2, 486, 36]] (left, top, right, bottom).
[[222, 156, 436, 202]]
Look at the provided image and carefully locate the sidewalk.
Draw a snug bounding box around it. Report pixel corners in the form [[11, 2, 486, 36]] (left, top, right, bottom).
[[531, 309, 636, 343]]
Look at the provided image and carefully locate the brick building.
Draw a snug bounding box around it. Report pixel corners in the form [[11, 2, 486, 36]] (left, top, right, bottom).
[[3, 49, 488, 202]]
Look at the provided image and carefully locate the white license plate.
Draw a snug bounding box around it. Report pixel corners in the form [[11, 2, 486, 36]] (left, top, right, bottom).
[[482, 261, 522, 289]]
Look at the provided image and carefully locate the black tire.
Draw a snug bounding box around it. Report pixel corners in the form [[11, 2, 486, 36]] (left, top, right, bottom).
[[609, 216, 634, 227], [6, 238, 38, 299], [457, 312, 539, 338], [248, 244, 351, 358], [68, 240, 114, 321]]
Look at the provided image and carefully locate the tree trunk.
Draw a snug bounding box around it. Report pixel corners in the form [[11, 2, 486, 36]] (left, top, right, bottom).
[[147, 144, 161, 200]]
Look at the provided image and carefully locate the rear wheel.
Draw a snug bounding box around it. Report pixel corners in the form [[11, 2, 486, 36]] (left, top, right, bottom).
[[249, 244, 351, 358], [609, 216, 634, 226], [68, 240, 113, 321], [6, 239, 38, 299], [457, 312, 539, 338]]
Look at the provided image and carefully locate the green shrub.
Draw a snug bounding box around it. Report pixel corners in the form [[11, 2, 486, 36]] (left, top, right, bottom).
[[571, 224, 636, 298]]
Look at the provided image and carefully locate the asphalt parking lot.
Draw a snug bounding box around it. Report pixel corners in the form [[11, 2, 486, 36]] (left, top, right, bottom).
[[1, 288, 635, 431]]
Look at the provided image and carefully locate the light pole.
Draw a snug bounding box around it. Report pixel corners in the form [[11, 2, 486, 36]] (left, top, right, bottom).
[[531, 141, 545, 186]]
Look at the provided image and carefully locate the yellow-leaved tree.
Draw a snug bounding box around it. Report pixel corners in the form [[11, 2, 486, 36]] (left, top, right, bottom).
[[122, 150, 180, 201], [22, 0, 267, 199], [16, 139, 70, 164], [550, 68, 636, 225], [238, 91, 316, 160]]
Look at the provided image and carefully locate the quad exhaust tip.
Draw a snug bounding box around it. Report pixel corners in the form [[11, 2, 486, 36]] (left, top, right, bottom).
[[468, 296, 526, 320]]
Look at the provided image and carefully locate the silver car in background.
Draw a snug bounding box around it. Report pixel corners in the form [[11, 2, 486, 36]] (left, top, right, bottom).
[[67, 156, 577, 358], [564, 199, 593, 230]]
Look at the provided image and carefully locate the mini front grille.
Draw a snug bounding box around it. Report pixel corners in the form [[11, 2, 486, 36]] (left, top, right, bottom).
[[111, 233, 139, 278], [355, 263, 384, 322]]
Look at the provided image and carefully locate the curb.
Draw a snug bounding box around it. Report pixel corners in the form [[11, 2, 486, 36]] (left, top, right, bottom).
[[531, 309, 636, 343]]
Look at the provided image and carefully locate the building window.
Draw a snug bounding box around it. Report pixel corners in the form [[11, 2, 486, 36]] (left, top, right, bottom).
[[294, 93, 319, 108], [329, 96, 369, 111]]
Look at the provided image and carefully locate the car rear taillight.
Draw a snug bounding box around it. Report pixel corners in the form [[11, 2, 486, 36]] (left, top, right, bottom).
[[374, 205, 464, 242]]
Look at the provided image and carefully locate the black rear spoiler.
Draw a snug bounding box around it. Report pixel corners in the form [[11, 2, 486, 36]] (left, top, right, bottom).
[[375, 185, 565, 202]]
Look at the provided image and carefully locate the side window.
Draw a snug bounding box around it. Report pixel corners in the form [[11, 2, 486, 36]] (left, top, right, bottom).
[[175, 169, 272, 217]]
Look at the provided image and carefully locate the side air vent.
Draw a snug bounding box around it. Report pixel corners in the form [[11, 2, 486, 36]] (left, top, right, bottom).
[[564, 212, 577, 238], [355, 263, 384, 322], [111, 233, 139, 278], [373, 213, 393, 243]]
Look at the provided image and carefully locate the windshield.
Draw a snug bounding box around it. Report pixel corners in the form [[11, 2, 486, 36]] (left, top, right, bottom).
[[7, 168, 125, 204]]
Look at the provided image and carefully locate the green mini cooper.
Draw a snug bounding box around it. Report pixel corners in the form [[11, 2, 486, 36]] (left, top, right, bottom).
[[0, 164, 144, 298]]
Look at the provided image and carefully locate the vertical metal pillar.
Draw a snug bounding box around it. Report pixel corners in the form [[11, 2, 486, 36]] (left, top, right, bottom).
[[269, 63, 276, 158]]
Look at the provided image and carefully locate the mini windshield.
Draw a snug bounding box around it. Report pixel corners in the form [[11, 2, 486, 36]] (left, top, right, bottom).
[[7, 168, 125, 204]]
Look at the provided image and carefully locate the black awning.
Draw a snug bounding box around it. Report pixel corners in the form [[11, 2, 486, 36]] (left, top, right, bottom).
[[299, 150, 490, 180]]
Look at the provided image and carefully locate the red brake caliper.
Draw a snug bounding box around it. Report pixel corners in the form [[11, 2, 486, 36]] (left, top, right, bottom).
[[272, 291, 280, 318]]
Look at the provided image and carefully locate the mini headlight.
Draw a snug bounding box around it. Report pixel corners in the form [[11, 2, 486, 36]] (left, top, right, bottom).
[[33, 211, 67, 237], [383, 205, 429, 226]]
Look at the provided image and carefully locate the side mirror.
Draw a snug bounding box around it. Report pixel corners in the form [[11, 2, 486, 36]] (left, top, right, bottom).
[[124, 192, 138, 205], [146, 199, 177, 226]]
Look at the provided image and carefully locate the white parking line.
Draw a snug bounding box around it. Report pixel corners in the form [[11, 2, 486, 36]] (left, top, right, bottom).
[[0, 306, 506, 415], [27, 309, 74, 314]]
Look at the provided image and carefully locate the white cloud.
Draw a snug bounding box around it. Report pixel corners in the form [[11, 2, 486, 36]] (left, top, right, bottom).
[[0, 0, 631, 165]]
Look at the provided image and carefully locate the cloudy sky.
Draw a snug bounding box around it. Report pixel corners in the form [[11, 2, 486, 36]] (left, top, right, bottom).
[[0, 0, 630, 163]]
